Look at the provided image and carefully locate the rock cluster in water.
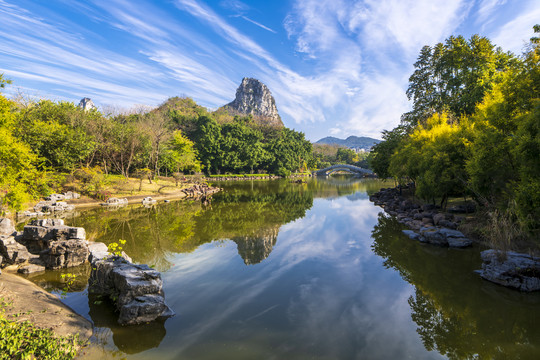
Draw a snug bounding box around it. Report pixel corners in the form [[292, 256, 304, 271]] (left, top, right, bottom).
[[370, 187, 471, 248], [224, 78, 283, 127], [0, 216, 175, 324], [476, 250, 540, 292], [0, 218, 88, 273], [88, 255, 175, 325], [101, 197, 128, 207]]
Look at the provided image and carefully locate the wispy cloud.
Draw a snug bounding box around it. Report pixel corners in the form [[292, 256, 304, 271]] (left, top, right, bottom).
[[241, 16, 277, 33]]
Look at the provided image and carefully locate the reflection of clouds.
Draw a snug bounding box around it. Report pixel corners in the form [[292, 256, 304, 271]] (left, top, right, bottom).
[[286, 275, 442, 359], [154, 196, 437, 359]]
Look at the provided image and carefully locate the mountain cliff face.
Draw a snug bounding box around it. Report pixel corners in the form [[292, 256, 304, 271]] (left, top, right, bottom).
[[224, 77, 283, 127]]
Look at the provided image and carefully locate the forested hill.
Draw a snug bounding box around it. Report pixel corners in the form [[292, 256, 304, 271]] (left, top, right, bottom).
[[315, 136, 381, 151]]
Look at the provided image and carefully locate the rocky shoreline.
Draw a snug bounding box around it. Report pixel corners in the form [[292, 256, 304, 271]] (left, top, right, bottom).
[[370, 186, 540, 292]]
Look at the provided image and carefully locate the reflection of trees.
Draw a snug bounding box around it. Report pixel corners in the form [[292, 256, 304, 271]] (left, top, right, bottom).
[[371, 214, 540, 359], [67, 180, 314, 267]]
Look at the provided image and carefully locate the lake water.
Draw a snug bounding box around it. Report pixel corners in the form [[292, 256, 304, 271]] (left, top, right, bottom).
[[25, 177, 540, 359]]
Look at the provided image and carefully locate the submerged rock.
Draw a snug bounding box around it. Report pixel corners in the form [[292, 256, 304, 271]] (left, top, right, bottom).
[[89, 256, 174, 325], [476, 250, 540, 292]]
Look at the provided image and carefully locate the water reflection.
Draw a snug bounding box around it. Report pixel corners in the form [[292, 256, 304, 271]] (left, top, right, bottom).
[[66, 178, 389, 268], [88, 294, 167, 354], [371, 214, 540, 359]]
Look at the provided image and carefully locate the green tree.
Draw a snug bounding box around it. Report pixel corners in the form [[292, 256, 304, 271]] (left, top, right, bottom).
[[163, 130, 201, 175], [191, 116, 222, 174]]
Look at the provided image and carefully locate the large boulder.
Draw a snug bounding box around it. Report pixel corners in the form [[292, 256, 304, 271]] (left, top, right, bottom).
[[89, 256, 174, 325], [40, 240, 89, 270], [476, 250, 540, 292], [21, 219, 85, 253]]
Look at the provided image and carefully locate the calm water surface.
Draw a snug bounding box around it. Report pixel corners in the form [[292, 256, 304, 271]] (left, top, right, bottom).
[[26, 177, 540, 359]]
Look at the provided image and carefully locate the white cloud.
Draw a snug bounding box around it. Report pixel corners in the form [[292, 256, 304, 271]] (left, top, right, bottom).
[[490, 0, 540, 54]]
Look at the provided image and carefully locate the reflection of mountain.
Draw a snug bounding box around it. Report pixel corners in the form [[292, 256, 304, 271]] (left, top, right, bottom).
[[233, 226, 279, 265], [67, 180, 314, 268], [371, 214, 540, 359]]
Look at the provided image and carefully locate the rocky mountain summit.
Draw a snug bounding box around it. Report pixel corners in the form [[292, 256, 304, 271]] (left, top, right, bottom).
[[224, 77, 283, 127]]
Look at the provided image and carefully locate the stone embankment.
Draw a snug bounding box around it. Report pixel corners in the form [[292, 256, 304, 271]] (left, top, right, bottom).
[[17, 191, 80, 218], [370, 186, 540, 292], [0, 216, 175, 323], [370, 187, 471, 248], [182, 183, 221, 197], [476, 250, 540, 292]]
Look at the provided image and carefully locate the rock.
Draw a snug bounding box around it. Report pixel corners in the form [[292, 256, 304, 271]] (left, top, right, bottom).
[[101, 197, 128, 206], [88, 242, 109, 263], [89, 256, 174, 325], [40, 239, 89, 270], [433, 213, 445, 226], [78, 97, 96, 111], [402, 230, 421, 241], [22, 220, 85, 253], [31, 219, 65, 227], [418, 227, 472, 248], [223, 78, 283, 127], [18, 263, 46, 274], [0, 218, 16, 236], [477, 250, 540, 292], [34, 200, 74, 212], [44, 194, 65, 201], [142, 197, 157, 205], [0, 236, 31, 266]]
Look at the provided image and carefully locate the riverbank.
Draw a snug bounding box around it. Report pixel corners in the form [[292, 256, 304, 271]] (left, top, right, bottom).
[[370, 185, 540, 292], [0, 271, 92, 357]]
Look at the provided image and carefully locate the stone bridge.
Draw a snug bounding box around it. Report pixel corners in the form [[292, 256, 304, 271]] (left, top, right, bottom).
[[313, 164, 374, 177]]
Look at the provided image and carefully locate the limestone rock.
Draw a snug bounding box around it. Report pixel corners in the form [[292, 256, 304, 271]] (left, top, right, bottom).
[[101, 197, 128, 206], [0, 218, 16, 236], [142, 197, 157, 205], [0, 236, 31, 266], [88, 242, 109, 263], [477, 250, 540, 292], [40, 239, 89, 270], [78, 97, 96, 111], [418, 227, 472, 248], [223, 78, 283, 127], [89, 256, 174, 325], [402, 230, 421, 241], [22, 219, 85, 253]]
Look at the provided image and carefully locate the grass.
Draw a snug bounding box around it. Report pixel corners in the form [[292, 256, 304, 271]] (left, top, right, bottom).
[[0, 299, 82, 360]]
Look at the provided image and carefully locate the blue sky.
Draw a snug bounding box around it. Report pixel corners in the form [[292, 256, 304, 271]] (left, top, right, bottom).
[[1, 0, 538, 141]]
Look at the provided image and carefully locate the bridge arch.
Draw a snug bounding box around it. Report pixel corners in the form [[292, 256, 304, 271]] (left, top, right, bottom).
[[313, 164, 373, 177]]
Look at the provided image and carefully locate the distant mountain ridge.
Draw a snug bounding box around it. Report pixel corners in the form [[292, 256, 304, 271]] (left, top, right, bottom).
[[315, 136, 381, 151]]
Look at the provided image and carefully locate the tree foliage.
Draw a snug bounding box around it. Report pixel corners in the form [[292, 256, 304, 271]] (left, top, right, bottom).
[[372, 26, 540, 239]]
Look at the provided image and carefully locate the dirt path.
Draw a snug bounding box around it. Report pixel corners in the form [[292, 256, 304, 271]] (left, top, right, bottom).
[[0, 272, 93, 341]]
